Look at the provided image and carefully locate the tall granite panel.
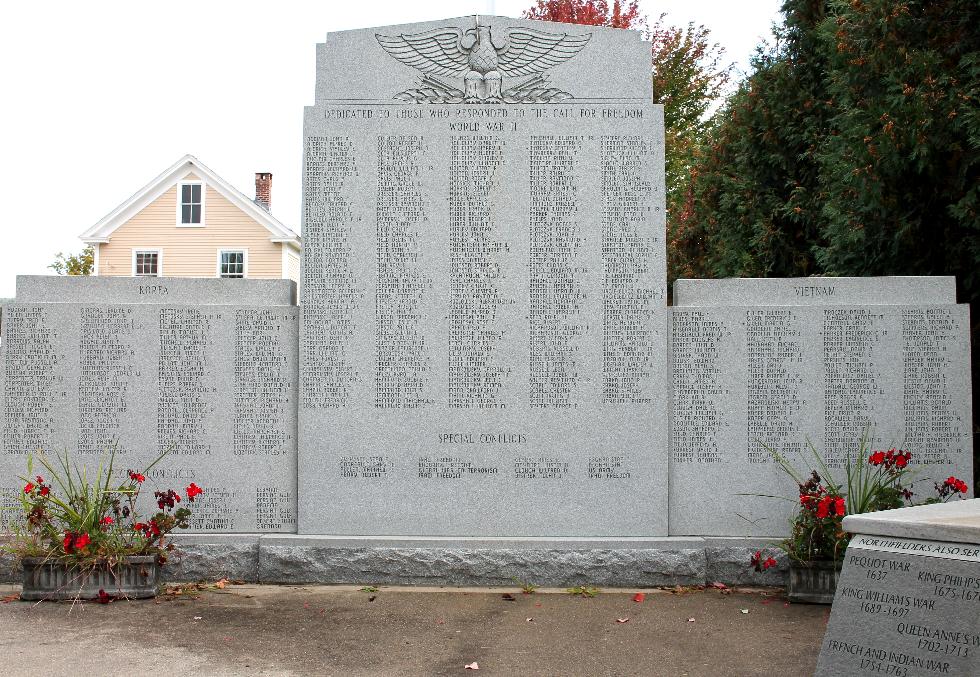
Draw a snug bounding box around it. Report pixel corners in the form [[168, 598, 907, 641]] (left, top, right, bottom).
[[668, 304, 973, 536], [673, 276, 956, 306], [816, 501, 980, 677], [0, 303, 298, 532], [16, 276, 297, 306], [300, 16, 668, 536]]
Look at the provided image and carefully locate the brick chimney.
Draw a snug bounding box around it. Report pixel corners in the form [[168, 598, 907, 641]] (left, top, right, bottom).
[[255, 172, 272, 211]]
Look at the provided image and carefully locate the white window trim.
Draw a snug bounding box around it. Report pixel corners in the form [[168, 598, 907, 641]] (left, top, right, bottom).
[[216, 248, 248, 278], [176, 180, 205, 227], [92, 243, 100, 276], [132, 248, 163, 277]]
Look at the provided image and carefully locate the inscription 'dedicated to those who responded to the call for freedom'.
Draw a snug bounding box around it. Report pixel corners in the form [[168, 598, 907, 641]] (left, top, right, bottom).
[[299, 77, 668, 534]]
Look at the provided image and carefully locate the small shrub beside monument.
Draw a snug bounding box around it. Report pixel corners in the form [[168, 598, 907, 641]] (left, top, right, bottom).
[[3, 449, 202, 601]]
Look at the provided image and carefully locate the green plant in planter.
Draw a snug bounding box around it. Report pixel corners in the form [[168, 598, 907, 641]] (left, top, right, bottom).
[[758, 434, 969, 567], [3, 447, 203, 575]]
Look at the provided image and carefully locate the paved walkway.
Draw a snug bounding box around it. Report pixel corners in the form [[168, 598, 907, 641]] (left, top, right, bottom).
[[0, 583, 827, 676]]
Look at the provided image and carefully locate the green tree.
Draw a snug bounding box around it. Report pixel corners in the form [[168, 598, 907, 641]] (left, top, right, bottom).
[[49, 246, 94, 276], [675, 0, 833, 282], [814, 0, 980, 295]]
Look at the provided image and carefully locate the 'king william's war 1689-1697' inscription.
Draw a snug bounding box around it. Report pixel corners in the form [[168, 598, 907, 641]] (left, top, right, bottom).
[[299, 16, 668, 536], [0, 279, 298, 533]]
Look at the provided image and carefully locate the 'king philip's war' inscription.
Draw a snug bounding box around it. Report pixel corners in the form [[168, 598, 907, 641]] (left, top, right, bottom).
[[299, 16, 668, 536]]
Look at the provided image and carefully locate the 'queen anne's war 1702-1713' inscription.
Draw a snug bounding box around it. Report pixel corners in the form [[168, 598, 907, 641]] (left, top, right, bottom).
[[299, 16, 668, 536], [0, 298, 298, 533]]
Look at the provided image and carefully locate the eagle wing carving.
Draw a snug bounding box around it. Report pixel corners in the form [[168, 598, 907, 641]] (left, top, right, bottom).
[[375, 28, 470, 77], [496, 28, 592, 77]]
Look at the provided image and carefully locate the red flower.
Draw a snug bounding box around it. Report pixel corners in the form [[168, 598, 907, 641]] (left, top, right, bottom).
[[133, 522, 146, 533], [128, 470, 146, 483], [945, 477, 969, 494], [868, 451, 886, 466], [186, 483, 203, 501], [74, 533, 91, 551], [816, 496, 833, 519], [834, 497, 846, 517], [894, 453, 909, 469], [100, 516, 114, 526], [23, 482, 35, 494], [63, 532, 75, 553], [96, 589, 112, 604], [35, 476, 44, 484], [39, 486, 50, 497], [763, 557, 778, 570]]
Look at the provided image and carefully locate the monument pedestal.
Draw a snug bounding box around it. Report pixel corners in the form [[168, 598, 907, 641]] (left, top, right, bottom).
[[816, 500, 980, 676]]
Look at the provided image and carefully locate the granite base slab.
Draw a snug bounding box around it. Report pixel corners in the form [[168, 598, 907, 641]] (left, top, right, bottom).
[[702, 537, 789, 586], [258, 536, 706, 587], [165, 534, 261, 583], [0, 536, 793, 587]]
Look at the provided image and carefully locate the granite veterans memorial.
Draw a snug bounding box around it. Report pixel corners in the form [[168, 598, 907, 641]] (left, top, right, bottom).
[[0, 15, 974, 599]]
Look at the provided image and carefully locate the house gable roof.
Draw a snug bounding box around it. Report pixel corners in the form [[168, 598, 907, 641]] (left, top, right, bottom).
[[79, 154, 300, 247]]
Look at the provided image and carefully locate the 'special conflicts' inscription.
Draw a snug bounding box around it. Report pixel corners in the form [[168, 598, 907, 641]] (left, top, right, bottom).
[[816, 537, 980, 676]]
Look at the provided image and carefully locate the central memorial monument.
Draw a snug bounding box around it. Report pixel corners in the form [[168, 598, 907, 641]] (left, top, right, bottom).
[[298, 16, 667, 537]]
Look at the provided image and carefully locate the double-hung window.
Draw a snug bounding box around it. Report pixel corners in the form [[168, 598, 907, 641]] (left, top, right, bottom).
[[133, 249, 161, 277], [179, 182, 203, 225], [218, 250, 246, 278]]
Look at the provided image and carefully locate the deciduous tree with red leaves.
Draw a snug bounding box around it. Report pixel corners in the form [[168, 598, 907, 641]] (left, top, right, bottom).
[[523, 0, 642, 28]]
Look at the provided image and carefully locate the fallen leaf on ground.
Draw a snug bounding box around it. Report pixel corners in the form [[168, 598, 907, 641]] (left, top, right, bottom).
[[193, 616, 203, 620], [230, 579, 245, 585], [534, 602, 541, 607], [464, 662, 480, 670], [687, 618, 696, 623], [214, 578, 229, 589], [96, 589, 112, 604], [740, 609, 749, 614], [616, 618, 629, 623], [525, 617, 533, 622], [709, 581, 728, 590], [436, 619, 445, 625], [501, 593, 516, 601], [632, 593, 645, 603], [2, 593, 20, 603]]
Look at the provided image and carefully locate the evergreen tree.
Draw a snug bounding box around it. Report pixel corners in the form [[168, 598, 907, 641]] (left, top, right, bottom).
[[675, 0, 833, 282], [815, 0, 980, 297]]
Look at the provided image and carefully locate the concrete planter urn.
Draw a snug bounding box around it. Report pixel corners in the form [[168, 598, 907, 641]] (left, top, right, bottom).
[[20, 556, 160, 601], [786, 560, 841, 604]]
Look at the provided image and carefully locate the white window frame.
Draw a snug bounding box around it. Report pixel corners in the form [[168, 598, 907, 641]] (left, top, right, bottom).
[[132, 248, 163, 277], [216, 248, 248, 278], [176, 180, 205, 227]]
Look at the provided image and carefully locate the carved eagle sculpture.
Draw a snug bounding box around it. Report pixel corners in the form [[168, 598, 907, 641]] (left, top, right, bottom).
[[376, 23, 592, 104]]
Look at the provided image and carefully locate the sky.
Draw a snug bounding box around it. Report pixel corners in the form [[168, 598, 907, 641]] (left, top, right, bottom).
[[0, 0, 783, 298]]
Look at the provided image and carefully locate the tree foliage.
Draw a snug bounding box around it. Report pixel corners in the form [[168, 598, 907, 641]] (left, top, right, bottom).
[[680, 0, 979, 295], [674, 0, 833, 281], [49, 246, 94, 276], [523, 0, 642, 28]]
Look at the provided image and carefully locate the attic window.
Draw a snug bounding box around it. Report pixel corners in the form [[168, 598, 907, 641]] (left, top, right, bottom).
[[179, 182, 203, 225]]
